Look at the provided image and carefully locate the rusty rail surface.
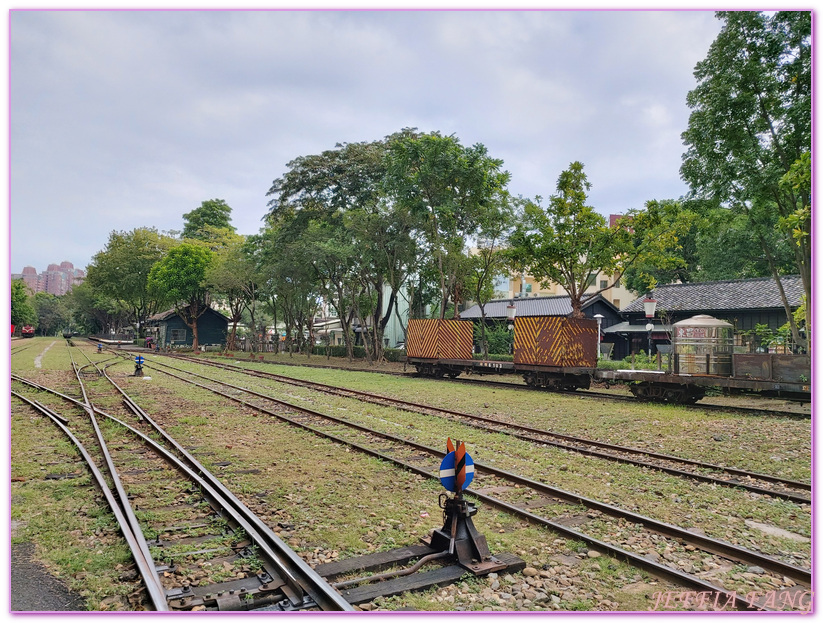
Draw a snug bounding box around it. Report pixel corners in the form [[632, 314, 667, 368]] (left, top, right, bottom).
[[162, 354, 811, 503], [140, 359, 810, 595]]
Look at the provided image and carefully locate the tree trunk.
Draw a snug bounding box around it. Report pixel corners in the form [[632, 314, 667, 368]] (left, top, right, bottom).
[[757, 233, 806, 350], [480, 305, 489, 359], [228, 321, 238, 351], [438, 249, 447, 320]]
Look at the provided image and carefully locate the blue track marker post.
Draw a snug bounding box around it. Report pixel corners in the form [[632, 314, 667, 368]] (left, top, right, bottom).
[[430, 438, 505, 573]]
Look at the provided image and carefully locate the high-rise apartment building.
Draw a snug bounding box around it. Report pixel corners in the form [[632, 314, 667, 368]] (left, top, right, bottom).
[[12, 261, 85, 296]]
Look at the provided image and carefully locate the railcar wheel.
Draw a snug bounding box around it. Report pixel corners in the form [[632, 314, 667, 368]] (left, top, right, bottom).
[[664, 388, 686, 403]]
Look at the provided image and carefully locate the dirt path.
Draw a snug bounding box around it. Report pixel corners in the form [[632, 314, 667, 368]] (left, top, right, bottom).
[[33, 340, 57, 369]]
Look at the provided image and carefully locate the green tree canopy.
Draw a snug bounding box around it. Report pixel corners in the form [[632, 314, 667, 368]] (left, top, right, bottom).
[[147, 242, 214, 349], [681, 10, 811, 347], [508, 163, 683, 315], [266, 135, 419, 362], [508, 162, 631, 317], [182, 199, 236, 241], [383, 131, 511, 319], [11, 279, 35, 327], [86, 227, 176, 334], [66, 281, 131, 335], [32, 292, 68, 336]]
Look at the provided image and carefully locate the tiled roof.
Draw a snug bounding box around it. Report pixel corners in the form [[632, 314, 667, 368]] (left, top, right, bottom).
[[146, 309, 178, 322], [460, 294, 599, 319], [146, 306, 230, 323], [622, 275, 804, 314]]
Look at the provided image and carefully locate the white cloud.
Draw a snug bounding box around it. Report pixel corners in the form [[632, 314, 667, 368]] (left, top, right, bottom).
[[10, 9, 725, 272]]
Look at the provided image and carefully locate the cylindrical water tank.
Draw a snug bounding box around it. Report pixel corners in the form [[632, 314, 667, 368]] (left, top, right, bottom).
[[673, 315, 734, 376]]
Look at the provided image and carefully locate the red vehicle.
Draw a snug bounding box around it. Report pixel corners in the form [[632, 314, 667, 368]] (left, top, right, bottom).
[[21, 325, 35, 338]]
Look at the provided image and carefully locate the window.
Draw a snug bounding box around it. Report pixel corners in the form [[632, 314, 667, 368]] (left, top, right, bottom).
[[586, 274, 596, 288], [600, 280, 608, 290], [170, 328, 187, 342], [526, 283, 532, 293]]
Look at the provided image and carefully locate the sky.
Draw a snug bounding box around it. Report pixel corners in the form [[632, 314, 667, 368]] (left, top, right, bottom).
[[10, 9, 728, 274]]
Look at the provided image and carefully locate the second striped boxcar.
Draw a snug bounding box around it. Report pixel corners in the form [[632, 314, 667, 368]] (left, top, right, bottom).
[[513, 316, 597, 389]]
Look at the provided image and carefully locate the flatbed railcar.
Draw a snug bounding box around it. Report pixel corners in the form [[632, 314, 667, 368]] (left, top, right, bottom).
[[598, 352, 811, 403], [405, 316, 810, 404], [406, 317, 597, 391]]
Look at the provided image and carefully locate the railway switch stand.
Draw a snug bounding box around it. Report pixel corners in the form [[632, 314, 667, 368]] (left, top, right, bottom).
[[430, 438, 506, 574], [312, 438, 522, 605], [429, 492, 505, 574], [133, 355, 145, 377]]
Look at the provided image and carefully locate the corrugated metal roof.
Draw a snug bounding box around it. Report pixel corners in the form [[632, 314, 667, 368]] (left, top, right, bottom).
[[460, 294, 600, 319], [622, 275, 804, 314], [603, 321, 673, 334]]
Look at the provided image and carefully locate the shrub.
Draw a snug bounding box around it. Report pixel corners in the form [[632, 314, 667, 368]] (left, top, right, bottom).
[[473, 320, 513, 356]]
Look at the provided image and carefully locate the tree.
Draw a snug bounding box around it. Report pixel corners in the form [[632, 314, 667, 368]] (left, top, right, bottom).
[[32, 292, 68, 336], [266, 136, 419, 363], [203, 231, 260, 351], [621, 198, 797, 293], [182, 199, 236, 241], [508, 162, 682, 315], [681, 10, 811, 348], [86, 227, 176, 335], [11, 279, 35, 328], [147, 243, 214, 349], [66, 281, 130, 335], [508, 163, 629, 317], [466, 194, 515, 358], [384, 131, 511, 319]]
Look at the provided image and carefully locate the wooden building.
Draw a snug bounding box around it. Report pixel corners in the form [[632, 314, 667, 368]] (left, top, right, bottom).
[[606, 275, 805, 356], [145, 307, 229, 349]]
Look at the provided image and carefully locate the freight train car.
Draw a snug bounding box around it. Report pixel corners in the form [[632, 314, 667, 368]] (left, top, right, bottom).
[[406, 315, 810, 404], [514, 316, 597, 390], [406, 317, 597, 391], [599, 315, 810, 403], [597, 354, 811, 403]]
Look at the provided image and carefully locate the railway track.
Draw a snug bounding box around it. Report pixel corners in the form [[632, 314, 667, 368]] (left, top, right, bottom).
[[130, 354, 810, 611], [421, 376, 810, 420], [11, 343, 35, 356], [160, 354, 810, 504], [191, 352, 809, 419], [10, 346, 353, 612]]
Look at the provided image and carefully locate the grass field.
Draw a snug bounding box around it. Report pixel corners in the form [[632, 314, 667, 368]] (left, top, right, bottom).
[[10, 338, 812, 611]]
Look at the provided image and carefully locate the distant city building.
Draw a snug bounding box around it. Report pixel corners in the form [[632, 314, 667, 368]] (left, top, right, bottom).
[[12, 261, 85, 296]]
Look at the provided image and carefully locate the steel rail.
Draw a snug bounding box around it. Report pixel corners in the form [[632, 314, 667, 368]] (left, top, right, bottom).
[[97, 363, 353, 612], [166, 348, 807, 419], [11, 391, 170, 611], [66, 349, 170, 608], [13, 369, 353, 612], [167, 355, 811, 501], [135, 366, 774, 611], [145, 361, 811, 587]]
